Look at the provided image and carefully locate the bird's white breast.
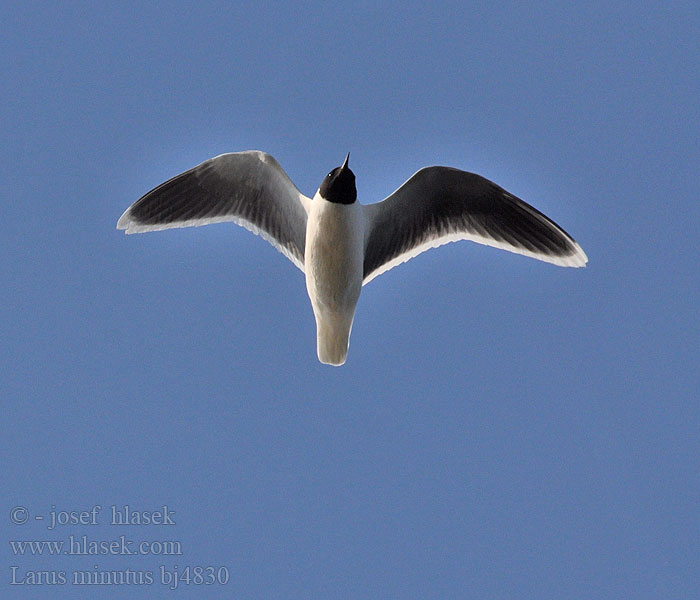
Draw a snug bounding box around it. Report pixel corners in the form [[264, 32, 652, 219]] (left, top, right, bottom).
[[304, 193, 364, 313]]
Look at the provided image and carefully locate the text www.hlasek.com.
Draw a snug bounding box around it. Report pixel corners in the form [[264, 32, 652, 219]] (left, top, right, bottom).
[[10, 536, 182, 556]]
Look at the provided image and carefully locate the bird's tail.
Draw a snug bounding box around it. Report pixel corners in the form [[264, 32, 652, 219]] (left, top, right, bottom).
[[316, 311, 354, 366]]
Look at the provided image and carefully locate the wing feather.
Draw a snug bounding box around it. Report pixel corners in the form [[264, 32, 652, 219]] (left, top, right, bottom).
[[117, 151, 311, 271], [363, 167, 587, 284]]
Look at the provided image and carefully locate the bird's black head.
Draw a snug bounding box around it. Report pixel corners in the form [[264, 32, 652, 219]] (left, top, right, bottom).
[[319, 153, 356, 204]]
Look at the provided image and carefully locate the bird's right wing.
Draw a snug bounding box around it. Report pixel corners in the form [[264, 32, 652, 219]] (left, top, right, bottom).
[[363, 167, 587, 284], [117, 151, 311, 271]]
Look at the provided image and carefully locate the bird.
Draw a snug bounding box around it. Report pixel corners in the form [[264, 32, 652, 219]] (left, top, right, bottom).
[[117, 151, 587, 366]]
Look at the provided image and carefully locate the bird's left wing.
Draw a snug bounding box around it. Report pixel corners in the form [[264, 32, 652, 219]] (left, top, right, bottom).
[[363, 167, 587, 284], [117, 151, 311, 271]]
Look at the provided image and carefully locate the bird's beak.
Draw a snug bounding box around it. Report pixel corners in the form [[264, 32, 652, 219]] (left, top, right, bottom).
[[341, 152, 350, 171]]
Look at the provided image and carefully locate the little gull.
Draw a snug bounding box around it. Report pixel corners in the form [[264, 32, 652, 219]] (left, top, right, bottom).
[[118, 151, 587, 366]]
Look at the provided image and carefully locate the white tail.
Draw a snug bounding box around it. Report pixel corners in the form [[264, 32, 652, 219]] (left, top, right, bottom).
[[315, 311, 355, 366]]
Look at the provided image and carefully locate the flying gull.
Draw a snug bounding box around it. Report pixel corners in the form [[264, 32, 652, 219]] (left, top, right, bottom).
[[118, 151, 587, 365]]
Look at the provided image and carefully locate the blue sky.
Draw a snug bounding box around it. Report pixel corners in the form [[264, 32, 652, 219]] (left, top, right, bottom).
[[2, 2, 698, 598]]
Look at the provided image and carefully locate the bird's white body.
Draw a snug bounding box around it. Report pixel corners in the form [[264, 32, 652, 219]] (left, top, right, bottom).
[[305, 191, 365, 365]]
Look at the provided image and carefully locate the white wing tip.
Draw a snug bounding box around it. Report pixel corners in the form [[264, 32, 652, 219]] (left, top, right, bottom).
[[117, 210, 160, 235], [116, 210, 132, 233], [559, 243, 588, 268]]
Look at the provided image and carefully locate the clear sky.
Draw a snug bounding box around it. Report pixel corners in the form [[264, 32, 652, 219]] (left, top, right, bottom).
[[2, 2, 698, 598]]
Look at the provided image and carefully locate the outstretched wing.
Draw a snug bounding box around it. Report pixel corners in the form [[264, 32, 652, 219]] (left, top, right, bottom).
[[118, 151, 311, 271], [363, 167, 587, 284]]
